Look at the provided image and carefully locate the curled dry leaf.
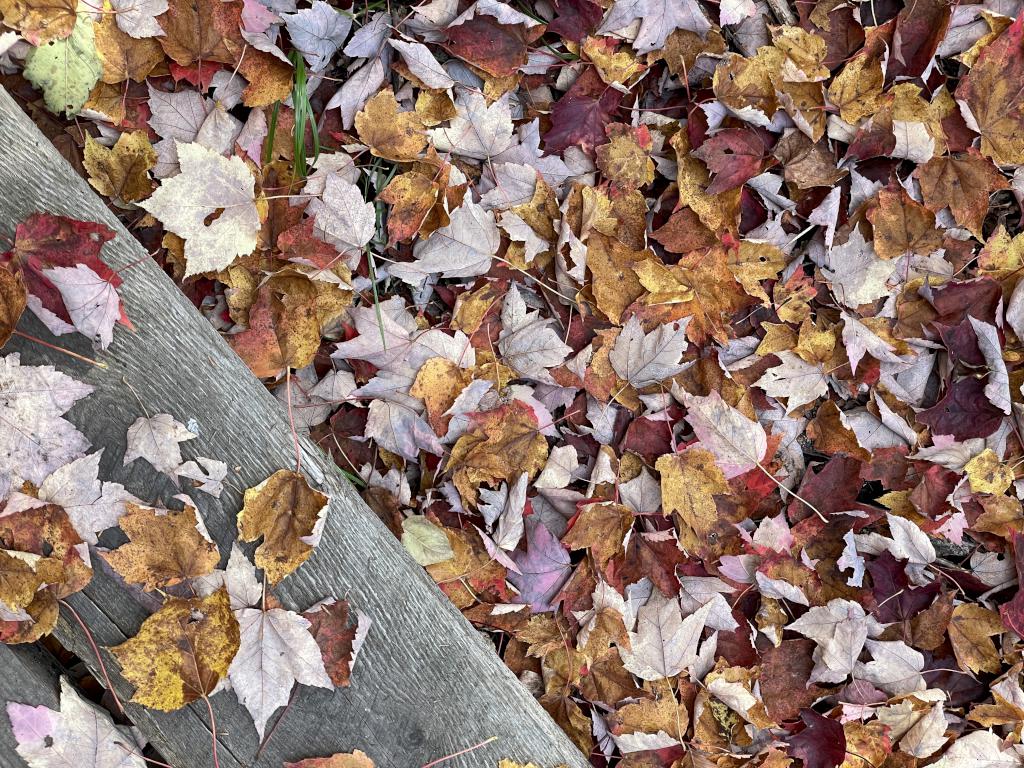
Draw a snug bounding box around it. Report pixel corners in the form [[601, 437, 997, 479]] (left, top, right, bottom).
[[237, 469, 329, 584]]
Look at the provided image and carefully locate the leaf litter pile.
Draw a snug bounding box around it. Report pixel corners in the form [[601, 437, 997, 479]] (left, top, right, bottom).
[[8, 0, 1024, 766]]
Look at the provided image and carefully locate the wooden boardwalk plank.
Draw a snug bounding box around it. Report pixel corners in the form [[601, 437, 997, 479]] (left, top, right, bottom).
[[0, 88, 588, 768]]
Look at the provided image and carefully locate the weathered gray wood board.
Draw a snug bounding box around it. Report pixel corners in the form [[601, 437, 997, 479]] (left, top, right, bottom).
[[0, 88, 588, 768]]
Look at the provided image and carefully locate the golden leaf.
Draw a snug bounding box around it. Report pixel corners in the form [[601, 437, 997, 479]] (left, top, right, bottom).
[[237, 470, 329, 584], [657, 448, 730, 552], [111, 589, 239, 711], [355, 88, 427, 162], [0, 266, 27, 348], [446, 401, 548, 505], [728, 241, 786, 305], [965, 449, 1015, 495], [949, 603, 1004, 674], [587, 233, 649, 323], [583, 36, 646, 86], [0, 551, 44, 613], [101, 503, 219, 592], [285, 752, 375, 768], [410, 357, 473, 434], [84, 132, 157, 203], [562, 502, 633, 570], [94, 14, 164, 84], [614, 679, 689, 740], [596, 125, 655, 189], [827, 53, 885, 124]]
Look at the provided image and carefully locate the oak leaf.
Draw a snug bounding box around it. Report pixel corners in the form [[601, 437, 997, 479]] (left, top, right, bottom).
[[237, 470, 329, 584]]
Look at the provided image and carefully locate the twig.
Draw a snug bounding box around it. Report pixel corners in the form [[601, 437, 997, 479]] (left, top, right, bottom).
[[420, 737, 498, 768], [12, 330, 108, 368], [58, 598, 125, 714]]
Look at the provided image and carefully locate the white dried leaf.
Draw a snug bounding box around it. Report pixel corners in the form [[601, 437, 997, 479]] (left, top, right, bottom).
[[123, 413, 196, 475], [609, 316, 691, 388], [140, 142, 259, 277]]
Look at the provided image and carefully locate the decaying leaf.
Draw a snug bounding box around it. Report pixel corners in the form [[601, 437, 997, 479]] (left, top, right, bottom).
[[110, 588, 240, 711], [237, 470, 329, 584]]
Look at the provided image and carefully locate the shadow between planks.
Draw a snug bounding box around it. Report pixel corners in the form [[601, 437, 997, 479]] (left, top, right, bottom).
[[0, 87, 589, 768]]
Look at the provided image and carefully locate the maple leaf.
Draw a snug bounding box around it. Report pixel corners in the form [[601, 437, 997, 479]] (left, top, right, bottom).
[[609, 315, 690, 389], [956, 15, 1024, 165], [303, 598, 369, 688], [789, 598, 883, 684], [678, 390, 767, 479], [123, 413, 196, 476], [915, 151, 1009, 239], [285, 752, 375, 768], [917, 377, 1005, 440], [215, 547, 332, 739], [390, 201, 499, 285], [755, 351, 828, 414], [35, 451, 136, 544], [0, 353, 93, 487], [0, 0, 76, 44], [110, 0, 167, 38], [0, 266, 26, 347], [354, 88, 427, 162], [657, 448, 730, 553], [446, 400, 549, 505], [111, 588, 240, 711], [618, 588, 714, 680], [949, 604, 1003, 675], [599, 0, 711, 54], [306, 174, 376, 259], [498, 285, 572, 381], [788, 709, 847, 768], [389, 39, 454, 89], [692, 129, 767, 194], [543, 68, 623, 155], [507, 517, 571, 613], [7, 677, 146, 768], [282, 1, 351, 72], [429, 91, 513, 161], [83, 132, 156, 203], [42, 265, 122, 349], [102, 503, 219, 591], [237, 469, 329, 584], [140, 141, 260, 277]]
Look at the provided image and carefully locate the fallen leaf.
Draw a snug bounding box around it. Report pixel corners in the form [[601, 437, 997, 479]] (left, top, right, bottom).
[[237, 470, 329, 584], [140, 142, 260, 277], [123, 413, 197, 476], [6, 677, 146, 768], [101, 503, 219, 591], [83, 132, 156, 203], [110, 588, 240, 711]]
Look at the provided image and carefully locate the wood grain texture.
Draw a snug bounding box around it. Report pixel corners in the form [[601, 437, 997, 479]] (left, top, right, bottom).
[[0, 88, 588, 768]]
